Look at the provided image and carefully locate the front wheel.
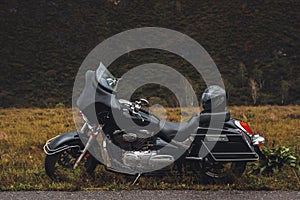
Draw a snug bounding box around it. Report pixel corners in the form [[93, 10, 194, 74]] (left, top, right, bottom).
[[45, 141, 98, 181]]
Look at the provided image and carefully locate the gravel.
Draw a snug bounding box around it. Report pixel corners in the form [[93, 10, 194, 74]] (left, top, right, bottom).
[[0, 190, 299, 200]]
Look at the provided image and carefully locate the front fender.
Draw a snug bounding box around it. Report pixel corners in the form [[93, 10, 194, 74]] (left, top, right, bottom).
[[43, 130, 82, 155]]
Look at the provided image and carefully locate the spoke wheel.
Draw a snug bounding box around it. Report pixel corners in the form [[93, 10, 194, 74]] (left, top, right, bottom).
[[45, 141, 98, 181], [203, 160, 246, 179]]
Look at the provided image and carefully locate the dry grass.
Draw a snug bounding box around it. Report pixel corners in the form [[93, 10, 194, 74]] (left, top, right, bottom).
[[0, 106, 299, 191]]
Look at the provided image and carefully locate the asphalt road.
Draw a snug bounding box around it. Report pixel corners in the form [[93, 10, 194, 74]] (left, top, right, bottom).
[[0, 190, 299, 200]]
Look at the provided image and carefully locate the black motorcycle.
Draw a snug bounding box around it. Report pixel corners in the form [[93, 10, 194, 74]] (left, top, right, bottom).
[[43, 63, 265, 183]]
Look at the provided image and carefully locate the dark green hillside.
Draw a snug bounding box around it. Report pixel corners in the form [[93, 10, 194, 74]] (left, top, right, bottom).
[[0, 0, 299, 107]]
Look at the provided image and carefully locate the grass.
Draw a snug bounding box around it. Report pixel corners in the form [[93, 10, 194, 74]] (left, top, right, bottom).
[[0, 106, 299, 191]]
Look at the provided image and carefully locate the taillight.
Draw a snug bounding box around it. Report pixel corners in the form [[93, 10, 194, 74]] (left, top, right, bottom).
[[234, 120, 254, 135], [239, 121, 253, 135]]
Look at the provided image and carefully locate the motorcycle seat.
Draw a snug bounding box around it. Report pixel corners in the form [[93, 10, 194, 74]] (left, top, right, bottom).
[[159, 115, 199, 141], [198, 110, 231, 125], [159, 110, 230, 141]]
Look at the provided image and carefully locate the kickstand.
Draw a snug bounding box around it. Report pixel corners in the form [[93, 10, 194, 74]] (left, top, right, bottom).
[[132, 173, 141, 185]]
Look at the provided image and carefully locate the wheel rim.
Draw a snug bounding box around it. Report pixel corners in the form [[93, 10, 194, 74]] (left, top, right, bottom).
[[53, 148, 79, 181], [57, 148, 79, 168], [204, 161, 246, 179], [204, 162, 229, 178]]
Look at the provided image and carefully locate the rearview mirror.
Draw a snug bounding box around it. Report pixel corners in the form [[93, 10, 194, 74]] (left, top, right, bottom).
[[139, 98, 149, 106]]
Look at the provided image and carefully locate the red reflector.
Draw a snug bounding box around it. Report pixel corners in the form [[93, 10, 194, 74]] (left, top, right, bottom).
[[240, 121, 253, 135], [90, 132, 96, 136], [85, 153, 90, 158], [78, 110, 83, 117], [258, 141, 262, 148]]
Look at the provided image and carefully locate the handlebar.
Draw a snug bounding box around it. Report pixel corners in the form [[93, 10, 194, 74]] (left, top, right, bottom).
[[119, 98, 149, 122], [131, 99, 149, 112]]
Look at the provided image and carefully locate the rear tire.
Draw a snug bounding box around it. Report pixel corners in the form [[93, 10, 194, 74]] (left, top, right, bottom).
[[203, 161, 247, 180]]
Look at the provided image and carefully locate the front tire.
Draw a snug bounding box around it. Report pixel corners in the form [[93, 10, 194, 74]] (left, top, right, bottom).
[[45, 141, 98, 181]]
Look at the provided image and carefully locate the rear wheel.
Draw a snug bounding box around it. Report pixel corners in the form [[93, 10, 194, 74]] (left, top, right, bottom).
[[45, 141, 98, 181], [203, 160, 246, 179]]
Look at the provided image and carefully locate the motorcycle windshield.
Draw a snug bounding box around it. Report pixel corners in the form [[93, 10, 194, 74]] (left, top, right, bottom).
[[96, 62, 117, 92]]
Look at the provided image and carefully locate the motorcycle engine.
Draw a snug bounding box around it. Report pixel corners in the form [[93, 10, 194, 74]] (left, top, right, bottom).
[[122, 151, 174, 171], [113, 129, 155, 151]]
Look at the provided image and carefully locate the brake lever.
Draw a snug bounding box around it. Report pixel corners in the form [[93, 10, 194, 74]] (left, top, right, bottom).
[[131, 109, 144, 122], [130, 103, 144, 122]]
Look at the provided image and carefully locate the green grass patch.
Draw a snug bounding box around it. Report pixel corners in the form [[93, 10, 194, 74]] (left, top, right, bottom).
[[0, 106, 299, 191]]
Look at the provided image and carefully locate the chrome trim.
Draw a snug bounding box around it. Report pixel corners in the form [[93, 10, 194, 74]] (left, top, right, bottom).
[[191, 134, 243, 137], [43, 136, 81, 155], [252, 134, 265, 145], [205, 135, 229, 142], [186, 157, 203, 160], [200, 140, 259, 162]]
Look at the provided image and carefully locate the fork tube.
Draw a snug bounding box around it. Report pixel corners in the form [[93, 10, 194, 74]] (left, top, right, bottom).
[[80, 123, 87, 133], [73, 134, 94, 169]]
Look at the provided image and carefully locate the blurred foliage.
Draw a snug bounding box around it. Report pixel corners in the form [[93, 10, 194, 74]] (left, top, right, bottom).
[[0, 0, 299, 108], [250, 146, 300, 175]]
